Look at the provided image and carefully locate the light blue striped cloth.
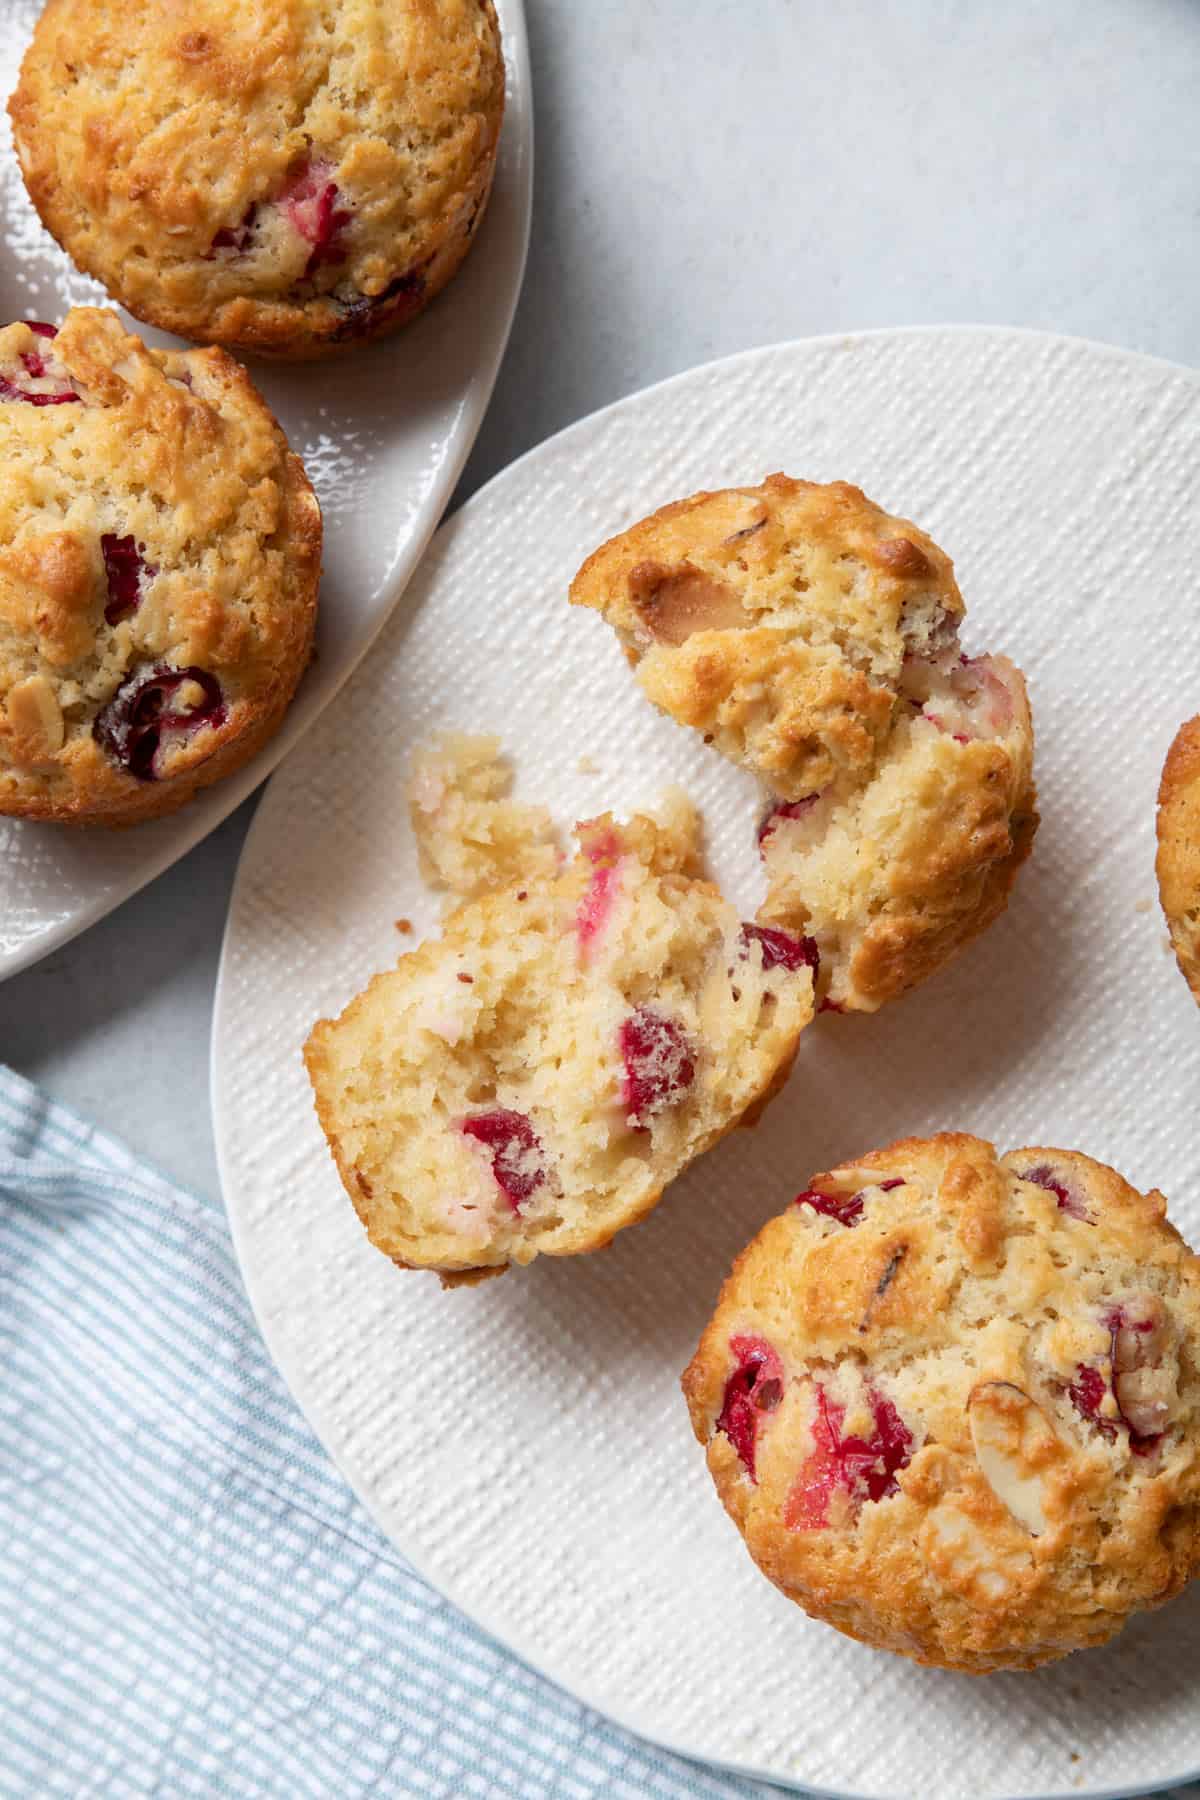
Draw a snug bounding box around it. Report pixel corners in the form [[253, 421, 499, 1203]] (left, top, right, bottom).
[[1, 1063, 1196, 1800], [0, 1065, 764, 1800]]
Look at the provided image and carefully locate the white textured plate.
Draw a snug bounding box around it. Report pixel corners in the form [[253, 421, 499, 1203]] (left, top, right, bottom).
[[0, 0, 531, 980], [213, 331, 1200, 1800]]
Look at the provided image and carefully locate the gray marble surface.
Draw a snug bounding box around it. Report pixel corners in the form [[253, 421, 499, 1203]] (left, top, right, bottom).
[[6, 0, 1200, 1201]]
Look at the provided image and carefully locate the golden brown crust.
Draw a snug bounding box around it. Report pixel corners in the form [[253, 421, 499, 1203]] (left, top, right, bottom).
[[571, 475, 1036, 1011], [683, 1134, 1200, 1672], [835, 758, 1040, 1010], [571, 474, 965, 801], [0, 308, 321, 825], [10, 0, 504, 360], [1157, 714, 1200, 1001]]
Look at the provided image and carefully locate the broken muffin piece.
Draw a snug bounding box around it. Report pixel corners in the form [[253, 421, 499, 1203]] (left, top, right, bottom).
[[683, 1133, 1200, 1672], [571, 474, 1037, 1011], [305, 800, 815, 1282], [408, 731, 560, 902]]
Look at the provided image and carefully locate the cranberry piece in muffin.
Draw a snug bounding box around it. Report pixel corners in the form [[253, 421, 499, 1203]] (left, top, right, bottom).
[[461, 1109, 546, 1213], [716, 1336, 784, 1482], [92, 666, 226, 782], [0, 308, 320, 826], [10, 2, 505, 359], [684, 1134, 1200, 1672], [619, 1008, 696, 1129], [0, 321, 80, 405], [304, 801, 815, 1283]]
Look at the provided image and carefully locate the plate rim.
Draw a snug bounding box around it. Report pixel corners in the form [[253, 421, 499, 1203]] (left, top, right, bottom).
[[0, 0, 533, 984], [212, 321, 1200, 1800]]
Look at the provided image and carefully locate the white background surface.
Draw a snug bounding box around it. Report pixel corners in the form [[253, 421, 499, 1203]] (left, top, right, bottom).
[[213, 329, 1200, 1800], [6, 0, 1200, 1193]]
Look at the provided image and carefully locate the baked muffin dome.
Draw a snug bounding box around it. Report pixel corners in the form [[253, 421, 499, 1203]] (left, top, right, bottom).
[[10, 0, 505, 359], [304, 799, 816, 1283], [683, 1133, 1200, 1673], [1157, 715, 1200, 1002], [0, 308, 321, 825], [571, 476, 1037, 1012]]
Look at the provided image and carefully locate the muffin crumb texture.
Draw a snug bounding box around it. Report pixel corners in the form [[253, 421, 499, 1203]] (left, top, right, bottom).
[[408, 732, 560, 902], [683, 1133, 1200, 1671], [304, 797, 816, 1281]]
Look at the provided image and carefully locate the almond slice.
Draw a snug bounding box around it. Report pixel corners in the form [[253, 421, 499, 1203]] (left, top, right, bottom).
[[6, 673, 64, 763], [627, 560, 747, 646], [968, 1381, 1059, 1536]]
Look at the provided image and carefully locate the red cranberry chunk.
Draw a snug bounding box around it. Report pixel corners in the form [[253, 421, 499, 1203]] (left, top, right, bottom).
[[1067, 1364, 1118, 1441], [795, 1176, 902, 1229], [758, 793, 820, 848], [1, 322, 80, 406], [737, 923, 819, 976], [92, 665, 225, 782], [281, 160, 352, 274], [335, 266, 429, 340], [796, 1187, 864, 1227], [1019, 1162, 1091, 1223], [101, 534, 156, 625], [841, 1390, 913, 1504], [461, 1109, 545, 1213], [716, 1334, 784, 1482], [19, 319, 56, 378], [784, 1387, 845, 1527], [785, 1383, 913, 1528], [576, 825, 624, 958], [618, 1008, 695, 1129]]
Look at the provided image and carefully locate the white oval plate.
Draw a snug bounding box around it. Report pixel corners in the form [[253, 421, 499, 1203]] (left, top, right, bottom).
[[0, 0, 531, 980], [213, 330, 1200, 1800]]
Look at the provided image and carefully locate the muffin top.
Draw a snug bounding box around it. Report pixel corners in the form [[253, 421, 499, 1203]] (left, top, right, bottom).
[[756, 640, 1036, 1010], [683, 1133, 1200, 1672], [572, 475, 1036, 1011], [0, 308, 321, 824], [1157, 715, 1200, 1002], [10, 0, 504, 355], [570, 475, 967, 801]]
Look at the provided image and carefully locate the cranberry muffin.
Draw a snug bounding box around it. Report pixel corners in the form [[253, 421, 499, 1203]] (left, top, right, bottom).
[[304, 799, 816, 1283], [571, 476, 1037, 1011], [10, 0, 505, 359], [1157, 715, 1200, 1002], [0, 308, 320, 825], [683, 1134, 1200, 1673]]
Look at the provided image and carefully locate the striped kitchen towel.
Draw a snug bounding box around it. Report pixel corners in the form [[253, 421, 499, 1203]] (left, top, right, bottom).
[[0, 1065, 762, 1800], [1, 1061, 1198, 1800]]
